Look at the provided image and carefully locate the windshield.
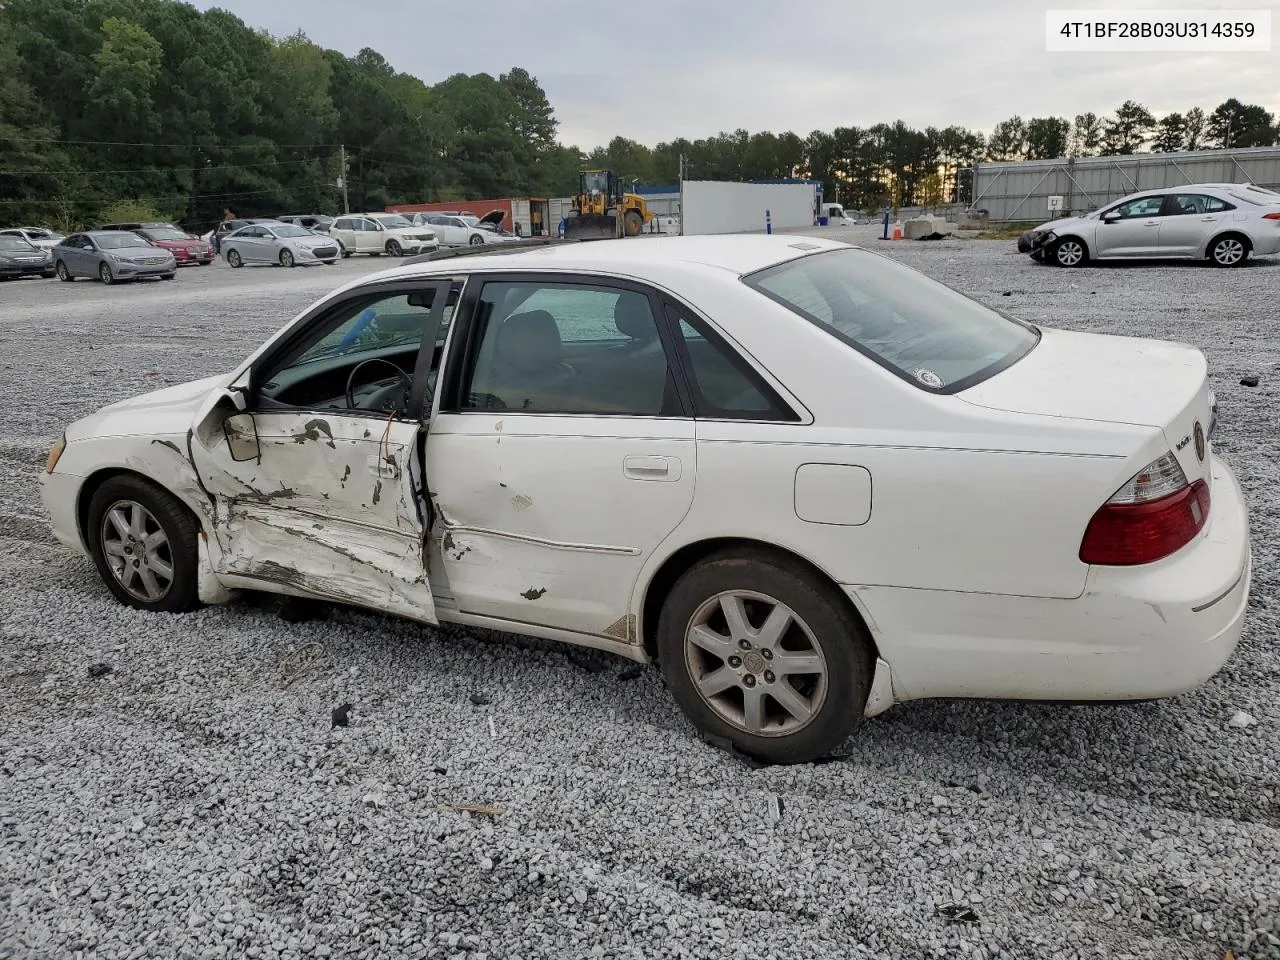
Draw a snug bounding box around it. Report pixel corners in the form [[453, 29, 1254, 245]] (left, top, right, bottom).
[[0, 236, 38, 252], [96, 233, 152, 250], [144, 228, 188, 241], [582, 170, 610, 194], [744, 248, 1039, 392], [272, 224, 315, 238], [376, 215, 413, 229]]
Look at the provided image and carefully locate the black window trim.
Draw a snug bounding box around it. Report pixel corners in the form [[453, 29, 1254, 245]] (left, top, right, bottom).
[[1159, 193, 1236, 216], [244, 277, 456, 423], [660, 298, 803, 424], [741, 247, 1041, 397], [438, 270, 695, 420]]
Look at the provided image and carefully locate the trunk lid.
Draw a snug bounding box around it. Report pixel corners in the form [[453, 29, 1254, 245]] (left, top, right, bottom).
[[959, 327, 1213, 483]]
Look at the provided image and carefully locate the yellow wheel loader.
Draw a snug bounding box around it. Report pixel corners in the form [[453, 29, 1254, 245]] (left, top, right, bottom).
[[563, 169, 653, 241]]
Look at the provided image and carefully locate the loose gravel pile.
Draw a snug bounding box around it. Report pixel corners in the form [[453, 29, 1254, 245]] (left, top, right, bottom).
[[2, 243, 1277, 959]]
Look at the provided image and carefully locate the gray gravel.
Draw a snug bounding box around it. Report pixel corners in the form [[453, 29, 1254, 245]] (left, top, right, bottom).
[[2, 241, 1278, 959]]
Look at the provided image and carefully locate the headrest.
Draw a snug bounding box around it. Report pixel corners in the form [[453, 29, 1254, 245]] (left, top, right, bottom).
[[614, 293, 656, 341], [496, 310, 562, 371]]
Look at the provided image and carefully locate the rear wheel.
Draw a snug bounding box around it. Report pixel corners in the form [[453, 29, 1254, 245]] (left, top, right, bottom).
[[279, 248, 295, 268], [98, 262, 113, 284], [656, 549, 874, 764], [56, 261, 72, 282], [1208, 234, 1248, 267], [624, 210, 644, 236], [226, 249, 243, 269], [1052, 237, 1087, 267], [386, 239, 403, 257], [86, 475, 200, 613]]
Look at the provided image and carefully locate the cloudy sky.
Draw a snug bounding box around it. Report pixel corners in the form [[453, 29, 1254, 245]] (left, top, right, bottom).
[[191, 0, 1279, 147]]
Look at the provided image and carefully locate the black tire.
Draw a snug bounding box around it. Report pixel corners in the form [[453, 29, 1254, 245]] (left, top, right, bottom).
[[1208, 234, 1249, 268], [55, 261, 73, 282], [386, 240, 403, 257], [98, 262, 113, 285], [469, 234, 484, 246], [227, 249, 243, 269], [86, 475, 201, 613], [1051, 237, 1087, 267], [279, 248, 295, 268], [656, 549, 874, 765], [624, 210, 644, 236]]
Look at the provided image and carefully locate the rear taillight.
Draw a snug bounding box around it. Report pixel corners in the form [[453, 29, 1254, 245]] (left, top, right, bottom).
[[1079, 452, 1211, 565], [1264, 212, 1280, 220]]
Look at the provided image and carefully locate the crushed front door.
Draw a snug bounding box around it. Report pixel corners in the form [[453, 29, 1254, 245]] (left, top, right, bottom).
[[186, 280, 452, 623]]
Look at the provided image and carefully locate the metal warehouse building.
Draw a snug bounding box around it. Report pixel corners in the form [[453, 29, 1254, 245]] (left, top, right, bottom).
[[972, 146, 1280, 222]]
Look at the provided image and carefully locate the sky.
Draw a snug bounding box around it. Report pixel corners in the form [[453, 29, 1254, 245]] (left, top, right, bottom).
[[190, 0, 1280, 148]]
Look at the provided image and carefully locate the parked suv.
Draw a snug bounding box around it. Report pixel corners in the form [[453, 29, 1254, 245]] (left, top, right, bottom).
[[327, 213, 438, 257]]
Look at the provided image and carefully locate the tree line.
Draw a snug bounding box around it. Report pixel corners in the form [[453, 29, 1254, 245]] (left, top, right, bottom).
[[1, 0, 1277, 229]]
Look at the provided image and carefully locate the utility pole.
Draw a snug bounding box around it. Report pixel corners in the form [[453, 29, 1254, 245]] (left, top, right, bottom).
[[338, 144, 350, 214]]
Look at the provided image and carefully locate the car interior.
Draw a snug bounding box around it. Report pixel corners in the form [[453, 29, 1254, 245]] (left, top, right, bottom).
[[256, 286, 458, 417]]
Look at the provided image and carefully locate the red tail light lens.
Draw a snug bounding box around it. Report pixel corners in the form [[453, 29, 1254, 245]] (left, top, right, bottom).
[[1080, 472, 1211, 566], [1264, 212, 1280, 220]]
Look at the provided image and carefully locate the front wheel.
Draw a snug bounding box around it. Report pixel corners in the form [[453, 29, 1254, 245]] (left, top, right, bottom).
[[86, 475, 200, 613], [1209, 235, 1248, 267], [56, 261, 73, 282], [624, 210, 644, 236], [1052, 238, 1087, 267], [386, 240, 403, 257], [469, 234, 484, 246], [279, 248, 295, 268], [98, 262, 114, 284], [656, 550, 874, 764], [226, 249, 243, 269]]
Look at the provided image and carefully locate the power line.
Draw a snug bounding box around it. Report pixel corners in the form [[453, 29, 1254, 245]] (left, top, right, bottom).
[[0, 157, 330, 177], [0, 183, 337, 206]]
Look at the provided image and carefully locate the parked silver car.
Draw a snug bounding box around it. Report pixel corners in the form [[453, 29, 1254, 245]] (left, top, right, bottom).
[[0, 227, 65, 249], [1025, 183, 1280, 267], [53, 231, 177, 284], [221, 222, 341, 268]]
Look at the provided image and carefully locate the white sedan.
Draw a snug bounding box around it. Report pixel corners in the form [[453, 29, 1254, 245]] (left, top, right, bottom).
[[40, 235, 1251, 764]]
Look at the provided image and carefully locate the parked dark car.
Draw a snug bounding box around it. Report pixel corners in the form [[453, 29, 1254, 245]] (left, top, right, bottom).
[[0, 233, 55, 279]]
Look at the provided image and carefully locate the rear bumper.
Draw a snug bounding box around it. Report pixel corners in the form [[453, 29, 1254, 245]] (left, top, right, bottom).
[[851, 454, 1251, 703]]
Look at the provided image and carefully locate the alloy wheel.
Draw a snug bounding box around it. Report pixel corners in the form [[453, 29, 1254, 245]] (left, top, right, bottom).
[[99, 500, 175, 603], [684, 589, 828, 737]]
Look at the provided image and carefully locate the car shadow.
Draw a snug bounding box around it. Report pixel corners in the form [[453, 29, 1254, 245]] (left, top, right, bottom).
[[1035, 256, 1279, 270]]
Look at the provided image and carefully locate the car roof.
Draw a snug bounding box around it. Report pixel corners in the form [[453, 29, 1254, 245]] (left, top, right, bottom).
[[367, 234, 853, 282]]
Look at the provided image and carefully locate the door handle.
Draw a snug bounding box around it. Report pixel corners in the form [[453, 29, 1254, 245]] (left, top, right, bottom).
[[624, 455, 680, 481], [1144, 221, 1159, 227], [1200, 216, 1218, 221]]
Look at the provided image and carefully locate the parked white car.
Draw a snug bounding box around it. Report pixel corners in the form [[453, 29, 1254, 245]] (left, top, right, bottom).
[[40, 235, 1250, 764], [408, 211, 506, 247], [327, 213, 438, 258], [220, 222, 341, 268], [1026, 182, 1280, 267], [0, 227, 65, 249]]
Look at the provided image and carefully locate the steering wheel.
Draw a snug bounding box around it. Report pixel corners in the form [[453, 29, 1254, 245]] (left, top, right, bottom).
[[345, 357, 411, 414]]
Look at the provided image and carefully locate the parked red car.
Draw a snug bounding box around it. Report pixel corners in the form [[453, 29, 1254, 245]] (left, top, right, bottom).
[[133, 226, 214, 265]]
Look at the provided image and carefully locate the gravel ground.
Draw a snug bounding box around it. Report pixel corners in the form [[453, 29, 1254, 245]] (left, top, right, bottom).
[[1, 239, 1277, 959]]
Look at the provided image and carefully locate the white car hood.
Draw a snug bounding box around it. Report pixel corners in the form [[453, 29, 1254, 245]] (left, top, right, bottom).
[[66, 373, 229, 442], [1034, 214, 1095, 233]]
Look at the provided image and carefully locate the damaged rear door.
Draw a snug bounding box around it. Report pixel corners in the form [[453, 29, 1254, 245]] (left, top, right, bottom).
[[188, 280, 454, 622]]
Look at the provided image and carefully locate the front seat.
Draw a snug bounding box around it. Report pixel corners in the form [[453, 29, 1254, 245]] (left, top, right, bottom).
[[489, 310, 576, 410]]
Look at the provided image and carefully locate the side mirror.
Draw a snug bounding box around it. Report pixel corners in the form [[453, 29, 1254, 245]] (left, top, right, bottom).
[[1102, 212, 1120, 223], [223, 412, 260, 462]]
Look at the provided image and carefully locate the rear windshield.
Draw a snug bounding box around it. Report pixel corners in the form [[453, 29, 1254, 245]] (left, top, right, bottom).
[[1228, 184, 1280, 205], [743, 248, 1039, 392]]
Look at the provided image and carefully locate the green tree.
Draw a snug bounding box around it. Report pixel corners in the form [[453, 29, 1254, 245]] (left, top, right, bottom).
[[1025, 117, 1070, 159], [1206, 98, 1277, 148], [1152, 113, 1186, 152], [1071, 113, 1102, 155], [986, 116, 1027, 161], [1100, 100, 1155, 154], [1182, 107, 1206, 150]]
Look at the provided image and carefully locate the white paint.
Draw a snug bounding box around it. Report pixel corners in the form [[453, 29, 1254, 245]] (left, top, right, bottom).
[[793, 463, 872, 526], [680, 181, 816, 235]]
